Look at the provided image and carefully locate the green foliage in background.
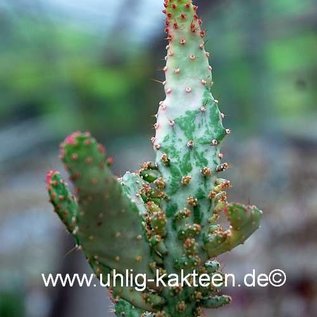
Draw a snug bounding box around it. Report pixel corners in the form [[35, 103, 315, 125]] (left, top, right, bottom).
[[206, 0, 317, 133], [0, 13, 159, 137], [0, 291, 24, 317]]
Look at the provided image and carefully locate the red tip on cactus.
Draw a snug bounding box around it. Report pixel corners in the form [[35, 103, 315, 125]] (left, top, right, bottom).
[[46, 170, 59, 188], [64, 131, 82, 145]]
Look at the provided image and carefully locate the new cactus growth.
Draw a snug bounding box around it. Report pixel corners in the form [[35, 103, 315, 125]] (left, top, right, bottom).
[[47, 1, 262, 316]]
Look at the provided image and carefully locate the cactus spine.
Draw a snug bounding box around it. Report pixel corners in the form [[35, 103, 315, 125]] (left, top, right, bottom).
[[47, 1, 262, 316]]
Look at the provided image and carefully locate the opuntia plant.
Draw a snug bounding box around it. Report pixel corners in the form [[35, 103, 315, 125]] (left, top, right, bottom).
[[46, 1, 262, 316]]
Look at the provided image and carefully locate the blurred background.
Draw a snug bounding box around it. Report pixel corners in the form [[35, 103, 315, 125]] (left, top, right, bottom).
[[0, 0, 316, 316]]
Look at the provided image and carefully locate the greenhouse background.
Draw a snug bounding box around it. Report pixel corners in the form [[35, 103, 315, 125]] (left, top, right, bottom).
[[0, 0, 316, 316]]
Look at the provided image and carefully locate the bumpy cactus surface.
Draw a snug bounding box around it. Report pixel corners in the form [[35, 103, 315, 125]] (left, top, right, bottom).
[[47, 1, 262, 316]]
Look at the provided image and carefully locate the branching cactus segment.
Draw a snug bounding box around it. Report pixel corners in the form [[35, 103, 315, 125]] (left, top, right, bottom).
[[47, 1, 262, 317]]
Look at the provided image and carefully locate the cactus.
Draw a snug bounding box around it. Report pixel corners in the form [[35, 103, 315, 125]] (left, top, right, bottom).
[[46, 1, 262, 316]]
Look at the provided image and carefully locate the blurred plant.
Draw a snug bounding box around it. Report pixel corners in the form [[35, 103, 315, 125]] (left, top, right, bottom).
[[47, 1, 262, 316], [0, 13, 155, 137], [0, 291, 24, 317]]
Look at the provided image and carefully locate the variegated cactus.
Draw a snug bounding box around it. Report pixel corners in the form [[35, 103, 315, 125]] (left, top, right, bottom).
[[47, 1, 262, 316]]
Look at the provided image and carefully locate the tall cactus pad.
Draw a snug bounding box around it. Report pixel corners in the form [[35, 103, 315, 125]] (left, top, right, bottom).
[[47, 1, 262, 317]]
